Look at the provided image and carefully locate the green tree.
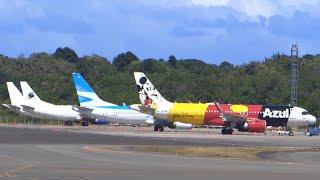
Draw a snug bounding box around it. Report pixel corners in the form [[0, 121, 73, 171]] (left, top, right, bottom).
[[113, 51, 139, 71], [53, 47, 79, 63], [168, 55, 177, 68]]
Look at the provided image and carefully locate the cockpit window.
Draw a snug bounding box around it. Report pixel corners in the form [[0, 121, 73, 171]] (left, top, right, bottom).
[[302, 111, 309, 115]]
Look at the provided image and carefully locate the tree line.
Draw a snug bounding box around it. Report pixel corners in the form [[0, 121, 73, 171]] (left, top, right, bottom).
[[0, 47, 319, 121]]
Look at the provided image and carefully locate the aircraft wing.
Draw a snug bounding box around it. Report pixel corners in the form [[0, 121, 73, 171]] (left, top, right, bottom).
[[221, 113, 247, 123], [21, 105, 35, 112], [213, 102, 247, 127]]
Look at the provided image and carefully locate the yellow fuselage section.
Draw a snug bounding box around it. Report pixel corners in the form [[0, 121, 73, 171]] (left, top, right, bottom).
[[168, 103, 208, 125]]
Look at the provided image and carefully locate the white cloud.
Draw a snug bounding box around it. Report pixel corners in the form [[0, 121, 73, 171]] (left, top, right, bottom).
[[135, 0, 320, 20], [191, 0, 229, 6], [195, 0, 320, 18]]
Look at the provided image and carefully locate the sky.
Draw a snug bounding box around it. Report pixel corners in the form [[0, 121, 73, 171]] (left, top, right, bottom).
[[0, 0, 320, 64]]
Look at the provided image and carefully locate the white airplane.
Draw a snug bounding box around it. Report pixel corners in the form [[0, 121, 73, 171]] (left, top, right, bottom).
[[2, 82, 40, 118], [71, 72, 155, 125], [3, 81, 90, 126]]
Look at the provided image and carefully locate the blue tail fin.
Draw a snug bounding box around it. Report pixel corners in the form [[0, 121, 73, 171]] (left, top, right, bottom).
[[72, 72, 115, 107]]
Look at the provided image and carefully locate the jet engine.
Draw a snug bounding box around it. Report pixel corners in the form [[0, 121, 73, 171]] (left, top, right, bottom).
[[92, 119, 109, 125], [240, 120, 266, 133], [168, 121, 193, 130]]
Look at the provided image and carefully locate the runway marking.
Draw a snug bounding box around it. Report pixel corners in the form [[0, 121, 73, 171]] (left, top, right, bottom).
[[3, 162, 40, 178], [0, 155, 40, 179]]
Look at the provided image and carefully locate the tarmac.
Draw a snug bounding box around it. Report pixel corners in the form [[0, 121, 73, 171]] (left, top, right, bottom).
[[0, 125, 320, 180]]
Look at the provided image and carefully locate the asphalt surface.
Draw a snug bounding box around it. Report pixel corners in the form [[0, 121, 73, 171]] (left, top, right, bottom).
[[0, 125, 320, 180]]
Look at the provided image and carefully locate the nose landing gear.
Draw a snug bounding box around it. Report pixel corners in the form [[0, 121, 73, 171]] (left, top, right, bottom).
[[64, 121, 73, 126], [154, 124, 164, 132], [221, 128, 233, 135]]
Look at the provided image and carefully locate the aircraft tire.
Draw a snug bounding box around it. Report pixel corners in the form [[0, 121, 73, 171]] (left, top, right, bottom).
[[222, 128, 233, 135], [221, 128, 227, 134], [228, 129, 233, 134], [81, 121, 89, 126], [65, 121, 73, 126], [289, 132, 294, 136], [159, 126, 164, 132], [154, 125, 159, 131]]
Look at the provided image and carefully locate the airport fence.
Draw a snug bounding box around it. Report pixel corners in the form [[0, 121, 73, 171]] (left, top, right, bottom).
[[0, 114, 66, 126]]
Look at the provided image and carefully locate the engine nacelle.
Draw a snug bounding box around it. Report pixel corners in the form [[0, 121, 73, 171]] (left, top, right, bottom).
[[168, 121, 193, 130], [93, 119, 109, 125], [241, 120, 266, 133]]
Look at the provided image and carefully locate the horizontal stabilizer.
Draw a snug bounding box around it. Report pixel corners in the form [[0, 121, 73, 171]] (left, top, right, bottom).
[[72, 106, 93, 117], [145, 118, 155, 124], [2, 104, 20, 112], [129, 104, 155, 113], [21, 105, 35, 112]]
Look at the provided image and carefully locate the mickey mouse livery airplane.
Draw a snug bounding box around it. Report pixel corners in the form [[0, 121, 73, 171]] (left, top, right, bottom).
[[133, 72, 317, 134]]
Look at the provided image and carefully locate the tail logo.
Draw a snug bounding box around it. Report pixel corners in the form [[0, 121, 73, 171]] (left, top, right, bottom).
[[78, 96, 93, 103], [136, 77, 157, 97], [136, 76, 159, 109], [27, 92, 35, 99], [144, 96, 153, 107]]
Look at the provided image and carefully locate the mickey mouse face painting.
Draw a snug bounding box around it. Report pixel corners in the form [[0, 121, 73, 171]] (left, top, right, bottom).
[[136, 76, 157, 98]]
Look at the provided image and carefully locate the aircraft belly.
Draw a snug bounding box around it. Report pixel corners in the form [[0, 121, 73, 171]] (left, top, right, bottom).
[[112, 114, 144, 124], [154, 112, 168, 120], [287, 118, 308, 127]]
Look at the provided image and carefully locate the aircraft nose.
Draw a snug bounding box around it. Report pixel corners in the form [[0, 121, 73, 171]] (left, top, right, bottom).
[[308, 115, 317, 125]]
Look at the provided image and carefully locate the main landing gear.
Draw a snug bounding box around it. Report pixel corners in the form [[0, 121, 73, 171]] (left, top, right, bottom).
[[64, 121, 73, 126], [81, 121, 89, 126], [221, 128, 233, 135], [154, 124, 164, 132], [278, 126, 294, 136]]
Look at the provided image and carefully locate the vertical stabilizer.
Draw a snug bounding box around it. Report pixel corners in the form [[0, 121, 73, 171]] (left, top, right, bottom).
[[6, 82, 25, 106], [72, 72, 115, 107], [20, 81, 41, 101], [133, 72, 171, 109]]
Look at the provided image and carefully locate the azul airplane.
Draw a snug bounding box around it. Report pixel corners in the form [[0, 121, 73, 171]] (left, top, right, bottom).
[[71, 72, 155, 125], [3, 81, 90, 126], [133, 72, 317, 134]]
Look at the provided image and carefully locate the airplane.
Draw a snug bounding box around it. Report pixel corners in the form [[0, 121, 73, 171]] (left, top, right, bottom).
[[71, 72, 155, 125], [3, 81, 91, 126], [19, 81, 92, 126], [132, 72, 317, 135]]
